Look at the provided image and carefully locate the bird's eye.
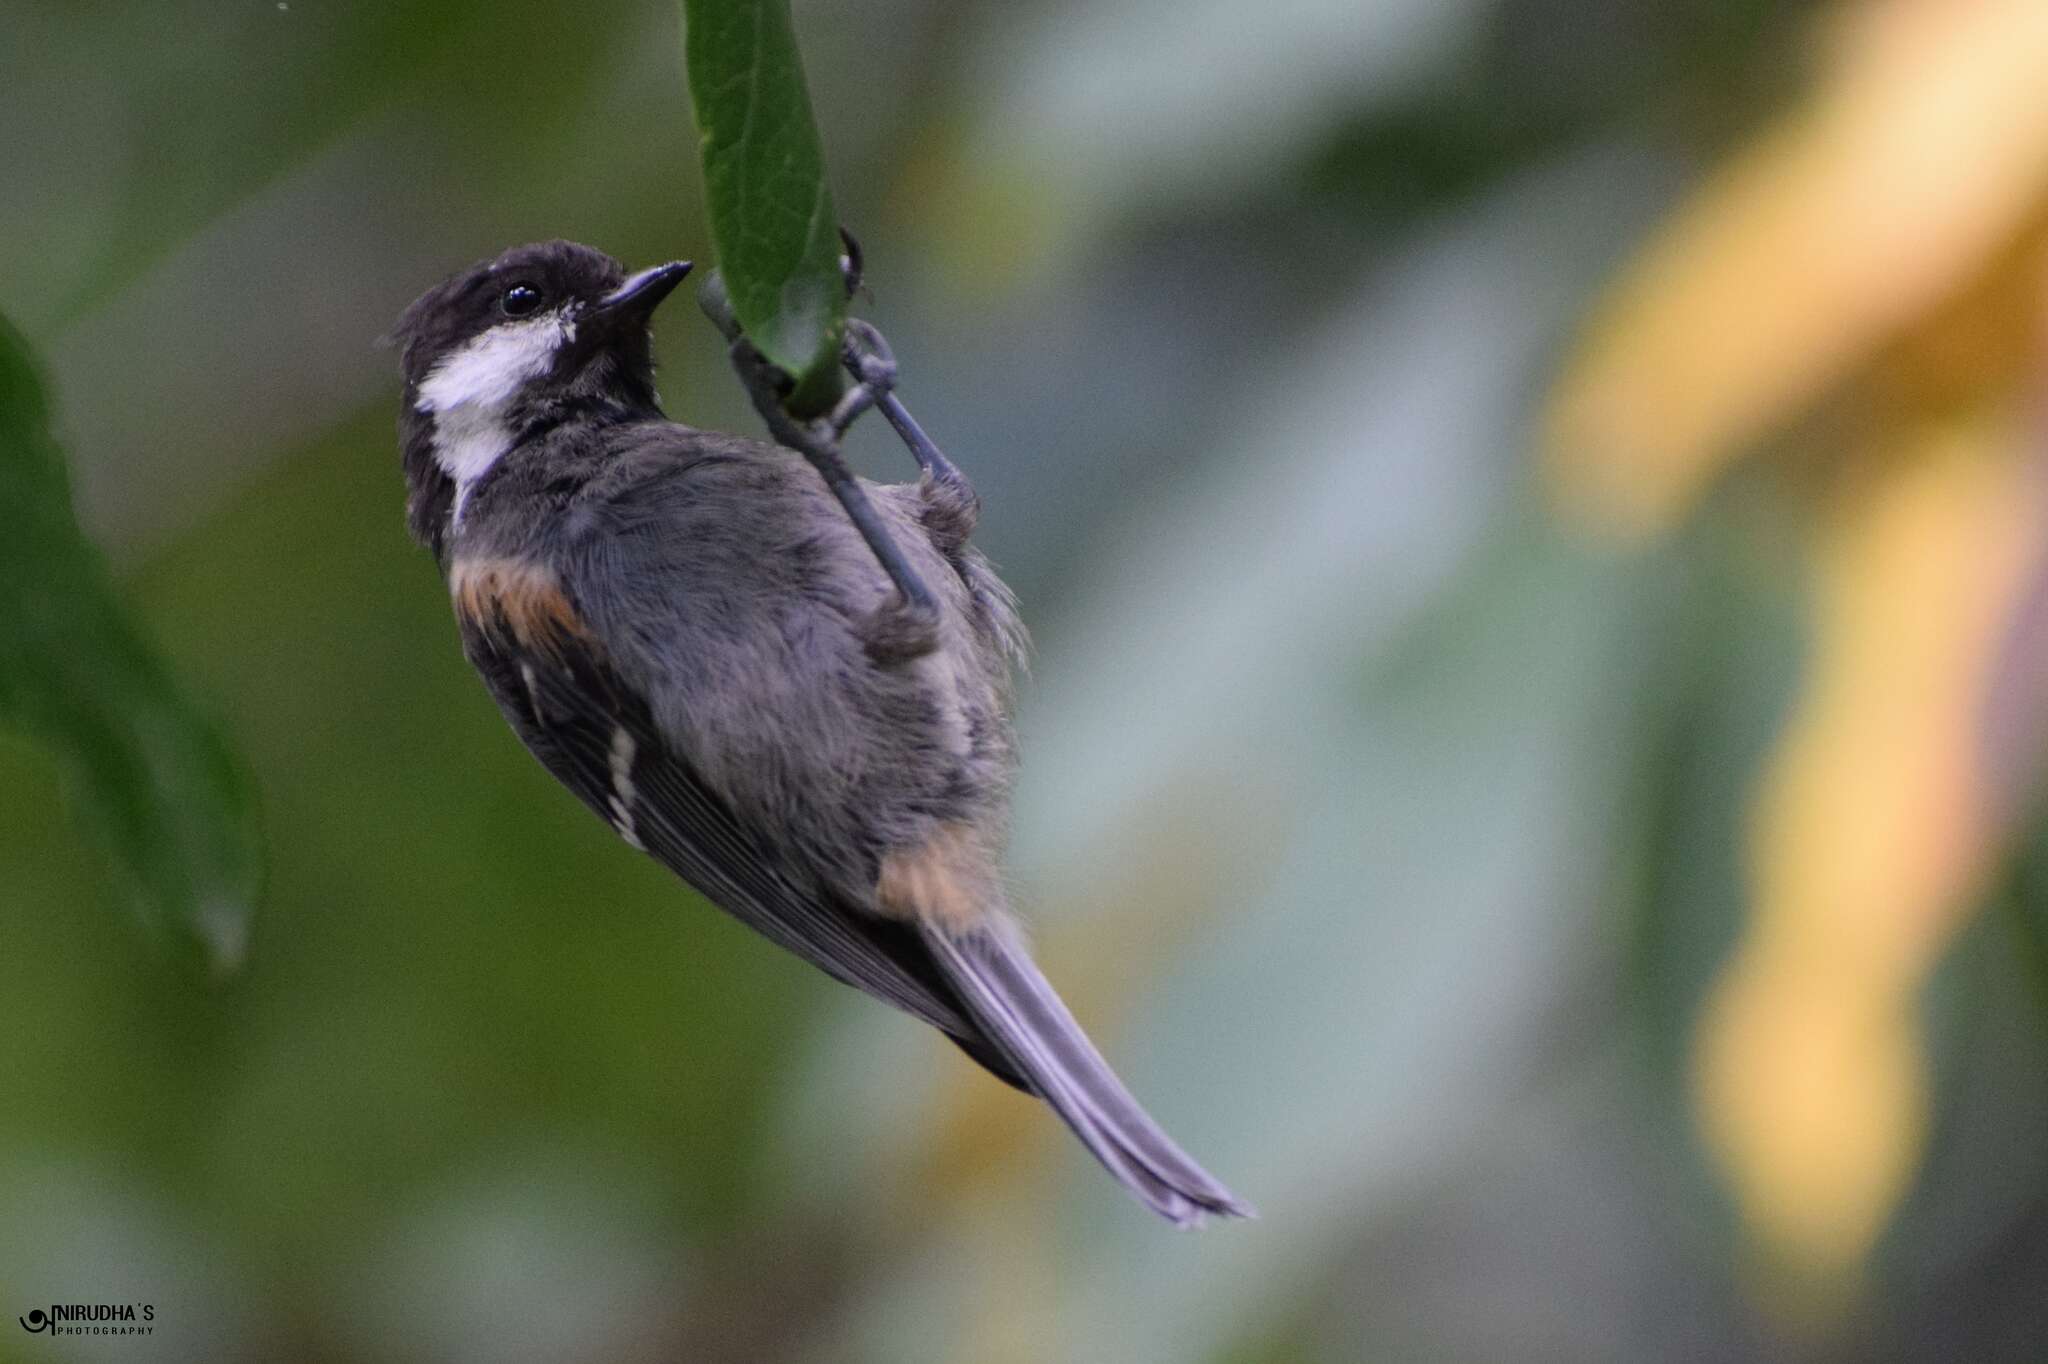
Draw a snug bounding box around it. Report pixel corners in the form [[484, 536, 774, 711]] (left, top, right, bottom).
[[500, 284, 544, 318]]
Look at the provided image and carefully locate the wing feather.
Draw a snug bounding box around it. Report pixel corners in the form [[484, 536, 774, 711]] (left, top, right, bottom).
[[461, 615, 1008, 1051]]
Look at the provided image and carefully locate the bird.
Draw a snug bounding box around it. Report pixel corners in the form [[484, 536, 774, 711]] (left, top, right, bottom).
[[389, 240, 1248, 1225]]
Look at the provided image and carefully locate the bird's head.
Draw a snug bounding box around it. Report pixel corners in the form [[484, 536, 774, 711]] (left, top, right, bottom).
[[390, 239, 690, 554]]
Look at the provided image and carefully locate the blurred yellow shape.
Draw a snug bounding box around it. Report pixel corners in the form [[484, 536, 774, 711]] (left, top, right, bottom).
[[1546, 0, 2048, 1297], [1545, 0, 2048, 536], [1695, 420, 2044, 1300]]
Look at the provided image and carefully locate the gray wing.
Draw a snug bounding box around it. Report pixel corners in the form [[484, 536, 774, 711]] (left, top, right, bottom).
[[561, 436, 1023, 915], [457, 591, 1029, 1087]]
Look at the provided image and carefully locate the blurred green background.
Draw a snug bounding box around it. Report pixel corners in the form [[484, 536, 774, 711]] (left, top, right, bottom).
[[6, 0, 2048, 1360]]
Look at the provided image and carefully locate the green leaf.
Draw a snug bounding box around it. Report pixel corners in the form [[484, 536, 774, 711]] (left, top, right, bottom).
[[682, 0, 846, 416], [0, 312, 261, 980]]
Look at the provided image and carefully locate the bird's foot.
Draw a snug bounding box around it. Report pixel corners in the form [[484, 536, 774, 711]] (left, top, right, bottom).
[[837, 318, 979, 517]]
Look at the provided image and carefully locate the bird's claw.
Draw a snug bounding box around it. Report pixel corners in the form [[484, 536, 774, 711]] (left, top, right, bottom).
[[826, 320, 901, 439]]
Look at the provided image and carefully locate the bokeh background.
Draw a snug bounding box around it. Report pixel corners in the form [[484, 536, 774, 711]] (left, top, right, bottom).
[[6, 0, 2048, 1359]]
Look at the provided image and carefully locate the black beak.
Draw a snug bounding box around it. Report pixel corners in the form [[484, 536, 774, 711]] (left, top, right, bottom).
[[596, 261, 692, 320]]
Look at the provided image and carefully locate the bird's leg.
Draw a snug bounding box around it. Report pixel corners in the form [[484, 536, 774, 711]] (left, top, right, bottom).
[[836, 321, 966, 488], [833, 230, 981, 548], [834, 319, 980, 554], [699, 272, 941, 663]]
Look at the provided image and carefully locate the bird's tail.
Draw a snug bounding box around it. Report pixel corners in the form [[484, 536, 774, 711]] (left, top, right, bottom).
[[920, 920, 1252, 1227]]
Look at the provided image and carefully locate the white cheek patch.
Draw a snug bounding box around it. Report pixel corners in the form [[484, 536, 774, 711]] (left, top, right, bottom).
[[415, 309, 577, 524], [417, 310, 576, 415]]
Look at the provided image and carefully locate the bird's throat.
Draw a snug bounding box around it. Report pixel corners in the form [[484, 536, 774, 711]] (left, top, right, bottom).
[[415, 311, 577, 526]]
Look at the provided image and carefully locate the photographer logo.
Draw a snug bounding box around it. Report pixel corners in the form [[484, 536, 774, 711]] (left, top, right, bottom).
[[18, 1303, 154, 1336]]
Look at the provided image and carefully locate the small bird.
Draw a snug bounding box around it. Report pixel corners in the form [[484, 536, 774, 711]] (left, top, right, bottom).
[[391, 240, 1247, 1225]]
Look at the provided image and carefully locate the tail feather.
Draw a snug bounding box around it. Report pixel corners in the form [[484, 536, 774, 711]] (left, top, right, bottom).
[[921, 921, 1252, 1227]]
